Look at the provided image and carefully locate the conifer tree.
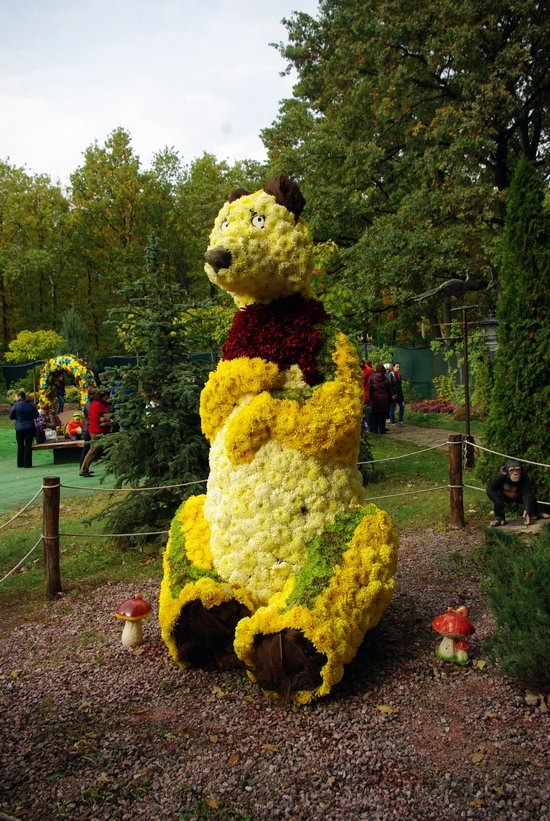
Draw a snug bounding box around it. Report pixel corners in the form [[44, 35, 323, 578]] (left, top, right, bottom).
[[57, 307, 98, 369], [482, 159, 550, 493], [100, 235, 210, 541]]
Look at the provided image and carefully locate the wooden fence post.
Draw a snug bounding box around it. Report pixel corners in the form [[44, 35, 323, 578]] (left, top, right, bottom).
[[448, 434, 465, 528], [43, 476, 61, 599]]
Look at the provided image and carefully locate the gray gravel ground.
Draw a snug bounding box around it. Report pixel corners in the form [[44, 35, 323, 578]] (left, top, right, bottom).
[[1, 525, 548, 821]]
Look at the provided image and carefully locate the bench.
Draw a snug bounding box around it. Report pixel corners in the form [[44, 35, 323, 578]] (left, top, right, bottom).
[[32, 440, 85, 464]]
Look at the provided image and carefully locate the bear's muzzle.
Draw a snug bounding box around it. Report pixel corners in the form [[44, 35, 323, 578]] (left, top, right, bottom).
[[205, 247, 232, 273]]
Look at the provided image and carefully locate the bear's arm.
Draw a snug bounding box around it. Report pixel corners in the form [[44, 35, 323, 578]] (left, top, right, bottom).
[[200, 357, 282, 443], [224, 332, 363, 465]]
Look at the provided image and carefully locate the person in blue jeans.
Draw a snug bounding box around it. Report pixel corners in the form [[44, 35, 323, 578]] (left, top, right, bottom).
[[56, 374, 66, 413], [389, 362, 405, 428], [9, 390, 39, 468]]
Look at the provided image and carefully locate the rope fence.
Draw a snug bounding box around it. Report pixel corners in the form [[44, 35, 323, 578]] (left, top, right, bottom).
[[1, 435, 548, 591]]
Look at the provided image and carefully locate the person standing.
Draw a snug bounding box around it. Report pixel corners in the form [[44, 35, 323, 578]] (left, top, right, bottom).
[[55, 374, 66, 413], [79, 389, 112, 477], [369, 364, 392, 434], [389, 362, 405, 429], [362, 360, 373, 434], [79, 387, 97, 475], [9, 390, 39, 468]]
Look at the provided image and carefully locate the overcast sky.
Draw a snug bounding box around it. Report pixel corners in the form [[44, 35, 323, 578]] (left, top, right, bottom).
[[0, 0, 318, 184]]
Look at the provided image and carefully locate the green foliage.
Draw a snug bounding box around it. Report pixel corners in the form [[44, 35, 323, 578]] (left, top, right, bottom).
[[65, 385, 81, 402], [401, 378, 421, 404], [431, 323, 492, 412], [432, 374, 455, 402], [474, 528, 550, 691], [364, 345, 394, 368], [264, 1, 548, 339], [480, 159, 550, 492], [99, 235, 210, 541], [5, 329, 64, 363], [58, 307, 98, 370]]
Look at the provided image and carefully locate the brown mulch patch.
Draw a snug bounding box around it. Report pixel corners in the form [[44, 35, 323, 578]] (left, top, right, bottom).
[[1, 526, 548, 820]]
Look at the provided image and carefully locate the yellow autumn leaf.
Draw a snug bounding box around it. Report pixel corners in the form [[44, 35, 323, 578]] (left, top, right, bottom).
[[209, 734, 218, 743], [375, 704, 398, 714], [470, 798, 484, 807], [165, 732, 177, 740], [212, 686, 225, 697], [228, 754, 239, 765], [261, 744, 278, 752], [471, 751, 484, 764], [132, 646, 145, 656], [205, 798, 219, 810], [10, 669, 22, 679], [475, 659, 487, 670], [326, 776, 336, 786]]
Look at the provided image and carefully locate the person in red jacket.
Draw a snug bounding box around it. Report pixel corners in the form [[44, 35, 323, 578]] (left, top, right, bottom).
[[79, 389, 112, 477], [361, 360, 373, 434]]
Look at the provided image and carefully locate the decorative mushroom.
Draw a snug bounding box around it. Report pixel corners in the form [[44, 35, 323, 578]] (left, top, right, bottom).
[[115, 592, 152, 648], [432, 606, 475, 665]]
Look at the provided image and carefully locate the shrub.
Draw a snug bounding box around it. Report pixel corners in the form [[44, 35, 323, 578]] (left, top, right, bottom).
[[451, 404, 482, 421], [474, 528, 550, 691], [401, 378, 421, 404], [65, 385, 81, 403], [409, 399, 455, 414], [432, 374, 454, 402]]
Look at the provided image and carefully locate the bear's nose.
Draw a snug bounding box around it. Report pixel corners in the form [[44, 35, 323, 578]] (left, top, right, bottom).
[[205, 247, 232, 272]]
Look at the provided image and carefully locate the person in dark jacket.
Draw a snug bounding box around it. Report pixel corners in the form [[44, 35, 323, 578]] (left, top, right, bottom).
[[9, 390, 39, 468], [362, 360, 373, 434], [369, 364, 392, 434], [486, 460, 545, 527]]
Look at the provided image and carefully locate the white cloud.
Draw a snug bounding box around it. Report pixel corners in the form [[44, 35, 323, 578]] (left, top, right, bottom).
[[0, 0, 318, 183]]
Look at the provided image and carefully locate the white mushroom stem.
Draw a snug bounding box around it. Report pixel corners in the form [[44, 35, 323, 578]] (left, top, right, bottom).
[[438, 636, 455, 659], [121, 619, 143, 648]]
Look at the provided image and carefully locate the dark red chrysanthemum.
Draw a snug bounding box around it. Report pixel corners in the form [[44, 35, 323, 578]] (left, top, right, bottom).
[[222, 294, 329, 385]]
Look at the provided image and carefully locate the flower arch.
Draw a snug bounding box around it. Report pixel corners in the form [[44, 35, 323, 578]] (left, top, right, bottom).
[[39, 354, 97, 408]]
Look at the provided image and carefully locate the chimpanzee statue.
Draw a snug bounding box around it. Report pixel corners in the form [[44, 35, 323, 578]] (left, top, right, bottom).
[[486, 460, 549, 527]]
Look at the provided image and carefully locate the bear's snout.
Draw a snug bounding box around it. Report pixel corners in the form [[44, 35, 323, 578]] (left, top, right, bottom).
[[205, 247, 232, 273]]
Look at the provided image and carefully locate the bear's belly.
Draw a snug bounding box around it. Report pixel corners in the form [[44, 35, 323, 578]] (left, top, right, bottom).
[[204, 422, 365, 606]]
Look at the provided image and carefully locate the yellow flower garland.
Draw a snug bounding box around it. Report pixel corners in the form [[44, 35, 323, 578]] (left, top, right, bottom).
[[38, 354, 97, 408]]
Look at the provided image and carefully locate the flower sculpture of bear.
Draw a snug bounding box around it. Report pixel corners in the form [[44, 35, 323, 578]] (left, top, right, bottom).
[[159, 176, 398, 703]]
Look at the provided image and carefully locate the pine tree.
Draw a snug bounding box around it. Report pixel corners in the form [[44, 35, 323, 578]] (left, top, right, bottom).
[[100, 235, 210, 542], [58, 307, 98, 369], [481, 159, 550, 493]]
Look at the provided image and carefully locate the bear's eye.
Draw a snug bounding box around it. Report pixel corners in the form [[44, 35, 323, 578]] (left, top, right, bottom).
[[221, 218, 229, 230], [251, 213, 265, 229]]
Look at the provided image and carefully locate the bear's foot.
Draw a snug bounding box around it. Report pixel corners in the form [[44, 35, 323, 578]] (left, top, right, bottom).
[[252, 629, 326, 697], [174, 599, 251, 671]]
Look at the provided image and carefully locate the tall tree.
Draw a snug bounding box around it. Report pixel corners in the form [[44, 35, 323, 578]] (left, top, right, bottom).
[[482, 158, 549, 492], [264, 0, 549, 339], [100, 235, 211, 540]]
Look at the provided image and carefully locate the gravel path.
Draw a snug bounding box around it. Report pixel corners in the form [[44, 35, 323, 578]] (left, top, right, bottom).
[[1, 526, 548, 821]]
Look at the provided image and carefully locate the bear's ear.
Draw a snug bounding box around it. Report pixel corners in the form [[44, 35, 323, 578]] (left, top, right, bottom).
[[228, 188, 250, 202], [263, 176, 305, 221]]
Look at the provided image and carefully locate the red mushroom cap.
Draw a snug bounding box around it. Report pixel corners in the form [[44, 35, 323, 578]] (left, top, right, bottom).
[[115, 592, 152, 622], [432, 607, 475, 638], [455, 640, 471, 651]]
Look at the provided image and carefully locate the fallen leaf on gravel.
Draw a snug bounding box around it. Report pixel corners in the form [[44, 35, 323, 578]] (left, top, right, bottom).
[[375, 704, 398, 714], [212, 686, 226, 698], [228, 754, 239, 765], [132, 646, 145, 656], [79, 701, 92, 709], [10, 669, 22, 679], [470, 798, 484, 807], [475, 660, 487, 670], [471, 751, 485, 764], [205, 798, 219, 810], [209, 734, 218, 743], [327, 776, 336, 786], [261, 744, 278, 752], [483, 711, 497, 719], [164, 732, 177, 740], [97, 773, 110, 784]]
